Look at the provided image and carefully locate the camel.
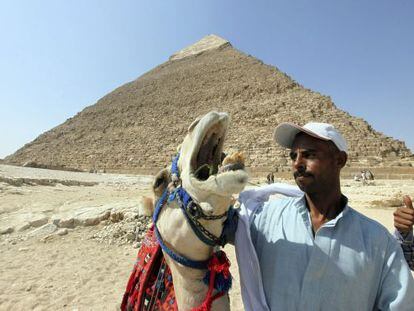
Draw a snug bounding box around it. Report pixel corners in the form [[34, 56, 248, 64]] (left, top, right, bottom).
[[360, 169, 375, 185], [126, 111, 248, 310], [362, 169, 374, 182], [353, 169, 374, 185]]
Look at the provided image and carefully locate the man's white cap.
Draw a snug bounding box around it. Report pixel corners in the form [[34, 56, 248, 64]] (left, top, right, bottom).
[[274, 122, 348, 152]]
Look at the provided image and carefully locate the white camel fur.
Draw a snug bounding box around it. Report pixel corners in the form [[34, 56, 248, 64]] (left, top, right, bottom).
[[146, 111, 248, 310]]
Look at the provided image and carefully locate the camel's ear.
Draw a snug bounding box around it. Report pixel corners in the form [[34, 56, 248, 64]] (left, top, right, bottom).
[[187, 115, 202, 132], [153, 168, 170, 198], [138, 196, 154, 216]]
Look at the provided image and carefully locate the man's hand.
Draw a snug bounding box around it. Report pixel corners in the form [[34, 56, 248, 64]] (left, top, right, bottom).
[[394, 195, 414, 234]]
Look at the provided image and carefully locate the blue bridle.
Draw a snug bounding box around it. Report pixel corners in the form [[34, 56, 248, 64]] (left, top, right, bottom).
[[152, 153, 235, 270]]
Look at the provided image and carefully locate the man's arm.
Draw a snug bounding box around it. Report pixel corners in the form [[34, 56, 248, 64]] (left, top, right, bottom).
[[393, 195, 414, 270]]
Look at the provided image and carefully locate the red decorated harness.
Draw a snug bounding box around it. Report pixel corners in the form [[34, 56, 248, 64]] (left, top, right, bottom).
[[121, 153, 232, 311], [121, 226, 231, 311], [121, 226, 177, 311]]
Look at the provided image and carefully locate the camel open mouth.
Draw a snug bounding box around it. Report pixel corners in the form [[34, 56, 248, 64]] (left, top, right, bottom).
[[191, 122, 245, 181]]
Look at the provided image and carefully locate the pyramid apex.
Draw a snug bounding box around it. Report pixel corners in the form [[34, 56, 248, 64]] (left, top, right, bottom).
[[170, 34, 231, 61]]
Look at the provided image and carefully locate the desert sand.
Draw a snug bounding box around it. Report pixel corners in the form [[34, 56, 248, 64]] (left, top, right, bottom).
[[0, 164, 413, 310]]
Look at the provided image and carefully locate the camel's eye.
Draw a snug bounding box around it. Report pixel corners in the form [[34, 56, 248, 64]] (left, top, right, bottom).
[[154, 177, 164, 188]]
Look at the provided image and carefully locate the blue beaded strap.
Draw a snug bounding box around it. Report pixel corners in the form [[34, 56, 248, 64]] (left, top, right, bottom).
[[153, 188, 209, 270], [171, 153, 180, 177], [170, 188, 224, 247]]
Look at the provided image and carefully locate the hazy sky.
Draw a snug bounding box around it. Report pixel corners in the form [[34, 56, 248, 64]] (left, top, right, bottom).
[[1, 0, 413, 159]]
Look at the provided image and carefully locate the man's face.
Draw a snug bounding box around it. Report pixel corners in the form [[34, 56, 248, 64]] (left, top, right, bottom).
[[289, 133, 344, 194]]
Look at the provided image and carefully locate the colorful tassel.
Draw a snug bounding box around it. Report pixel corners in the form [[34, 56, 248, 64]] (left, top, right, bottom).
[[202, 251, 232, 292]]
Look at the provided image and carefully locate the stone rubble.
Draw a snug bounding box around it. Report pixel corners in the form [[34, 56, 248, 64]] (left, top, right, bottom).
[[89, 214, 151, 246], [0, 165, 156, 248], [1, 201, 152, 247]]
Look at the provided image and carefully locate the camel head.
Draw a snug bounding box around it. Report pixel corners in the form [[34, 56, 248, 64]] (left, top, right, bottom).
[[150, 111, 248, 226], [177, 111, 247, 210]]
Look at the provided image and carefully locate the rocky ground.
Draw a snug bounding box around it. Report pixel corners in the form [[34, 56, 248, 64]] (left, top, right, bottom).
[[0, 164, 413, 310]]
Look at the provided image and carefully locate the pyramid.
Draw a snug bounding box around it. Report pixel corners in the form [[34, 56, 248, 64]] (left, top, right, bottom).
[[5, 35, 412, 172]]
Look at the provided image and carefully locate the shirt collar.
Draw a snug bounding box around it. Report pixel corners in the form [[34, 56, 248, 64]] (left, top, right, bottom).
[[295, 194, 350, 228]]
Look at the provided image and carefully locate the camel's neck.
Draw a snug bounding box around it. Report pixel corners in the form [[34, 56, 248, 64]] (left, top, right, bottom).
[[165, 256, 229, 310], [157, 198, 231, 310]]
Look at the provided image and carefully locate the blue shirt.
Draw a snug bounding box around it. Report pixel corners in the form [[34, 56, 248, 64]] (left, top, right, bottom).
[[250, 196, 414, 310]]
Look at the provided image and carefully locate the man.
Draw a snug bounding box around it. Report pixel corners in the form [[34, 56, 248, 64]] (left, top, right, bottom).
[[266, 171, 275, 184], [234, 122, 414, 311]]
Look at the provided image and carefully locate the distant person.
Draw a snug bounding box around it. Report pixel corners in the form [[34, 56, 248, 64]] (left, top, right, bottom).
[[365, 169, 374, 180], [266, 172, 274, 184], [232, 122, 413, 310]]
